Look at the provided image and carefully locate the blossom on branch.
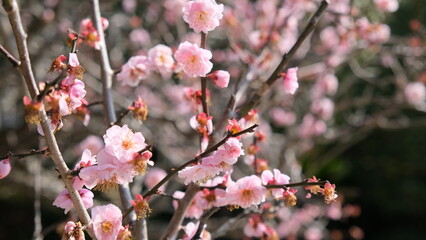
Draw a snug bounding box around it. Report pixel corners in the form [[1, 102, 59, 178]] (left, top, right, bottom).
[[183, 0, 224, 33], [117, 56, 152, 87], [174, 41, 213, 77], [91, 204, 122, 240]]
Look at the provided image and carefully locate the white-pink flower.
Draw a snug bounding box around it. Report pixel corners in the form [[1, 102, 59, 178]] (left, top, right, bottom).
[[103, 125, 146, 162], [180, 221, 211, 240], [0, 158, 11, 179], [174, 41, 213, 77], [405, 82, 426, 106], [148, 44, 175, 77], [261, 169, 290, 199], [244, 215, 268, 238], [207, 70, 230, 88], [53, 189, 94, 214], [91, 204, 122, 240], [226, 175, 267, 208], [183, 0, 224, 33], [144, 167, 167, 192], [68, 80, 87, 110], [310, 98, 335, 120], [282, 67, 299, 95], [117, 56, 152, 87], [374, 0, 399, 12], [73, 149, 97, 189], [178, 164, 222, 185]]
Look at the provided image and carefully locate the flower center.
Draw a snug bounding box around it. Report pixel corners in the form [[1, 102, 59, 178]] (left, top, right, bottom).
[[101, 221, 113, 233], [241, 189, 253, 202]]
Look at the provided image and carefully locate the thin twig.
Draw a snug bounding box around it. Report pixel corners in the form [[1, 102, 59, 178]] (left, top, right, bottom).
[[0, 43, 20, 67], [0, 148, 48, 160], [238, 0, 329, 116], [111, 109, 130, 127]]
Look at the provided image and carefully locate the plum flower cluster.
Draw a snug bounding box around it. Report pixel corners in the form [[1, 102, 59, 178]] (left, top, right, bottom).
[[77, 125, 153, 191], [24, 53, 88, 134], [68, 17, 109, 49]]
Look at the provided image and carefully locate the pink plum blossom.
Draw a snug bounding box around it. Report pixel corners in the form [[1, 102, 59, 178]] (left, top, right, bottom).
[[181, 221, 211, 240], [117, 56, 152, 87], [73, 149, 97, 189], [243, 215, 268, 238], [144, 167, 167, 192], [374, 0, 399, 12], [282, 67, 299, 94], [174, 41, 213, 77], [0, 158, 11, 179], [68, 80, 87, 110], [53, 189, 94, 214], [91, 204, 122, 240], [261, 169, 290, 199], [190, 112, 213, 137], [226, 175, 267, 208], [310, 98, 335, 120], [178, 164, 222, 185], [103, 125, 146, 162], [148, 44, 175, 78], [183, 0, 224, 33], [404, 82, 426, 106], [62, 221, 85, 240], [207, 70, 230, 88], [269, 107, 296, 126]]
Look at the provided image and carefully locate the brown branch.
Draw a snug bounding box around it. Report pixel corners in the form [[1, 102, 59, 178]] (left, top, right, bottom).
[[200, 32, 209, 116], [111, 109, 130, 127], [237, 0, 329, 116], [2, 0, 94, 237], [265, 180, 328, 189], [0, 44, 20, 67], [192, 207, 219, 240], [0, 148, 48, 161]]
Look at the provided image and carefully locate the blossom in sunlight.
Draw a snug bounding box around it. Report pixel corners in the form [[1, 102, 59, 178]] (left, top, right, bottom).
[[282, 67, 299, 95], [103, 125, 146, 162], [190, 112, 213, 137], [117, 225, 132, 240], [0, 157, 11, 179], [404, 82, 426, 106], [174, 41, 213, 77], [322, 182, 338, 204], [73, 149, 97, 190], [78, 17, 109, 49], [305, 176, 322, 195], [178, 164, 222, 185], [148, 44, 175, 78], [183, 0, 224, 33], [226, 175, 267, 209], [91, 204, 122, 240], [53, 189, 94, 214], [374, 0, 399, 12], [261, 169, 290, 199], [117, 56, 152, 87], [207, 70, 230, 88]]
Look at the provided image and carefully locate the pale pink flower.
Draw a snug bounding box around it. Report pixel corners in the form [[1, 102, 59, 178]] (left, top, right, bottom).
[[53, 189, 94, 214], [374, 0, 399, 12], [202, 137, 244, 166], [117, 56, 152, 87], [269, 107, 296, 126], [207, 70, 230, 88], [0, 158, 11, 179], [189, 112, 213, 136], [181, 221, 211, 240], [310, 98, 335, 120], [91, 204, 122, 240], [148, 44, 175, 78], [243, 215, 268, 238], [62, 221, 85, 240], [282, 67, 299, 94], [73, 149, 97, 189], [144, 167, 167, 192], [313, 73, 339, 98], [103, 125, 146, 162], [198, 188, 228, 209], [178, 164, 222, 184], [404, 82, 426, 106], [226, 175, 267, 208], [261, 169, 290, 199], [68, 53, 80, 68], [183, 0, 224, 33], [75, 135, 104, 155], [174, 41, 213, 77], [68, 80, 87, 110], [79, 149, 135, 190]]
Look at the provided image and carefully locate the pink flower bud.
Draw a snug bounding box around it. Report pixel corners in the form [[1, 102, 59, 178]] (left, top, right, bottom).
[[0, 158, 11, 179], [207, 70, 230, 88], [282, 67, 299, 95]]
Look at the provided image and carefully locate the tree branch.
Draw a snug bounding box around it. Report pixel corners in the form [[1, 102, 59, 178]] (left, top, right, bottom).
[[0, 43, 20, 67], [238, 0, 329, 116]]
